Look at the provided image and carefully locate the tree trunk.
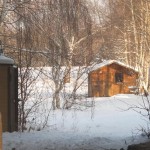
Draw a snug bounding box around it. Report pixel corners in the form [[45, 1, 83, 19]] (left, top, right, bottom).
[[55, 92, 60, 109]]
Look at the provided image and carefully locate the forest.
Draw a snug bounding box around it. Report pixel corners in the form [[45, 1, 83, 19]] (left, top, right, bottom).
[[0, 0, 149, 84], [0, 0, 150, 130]]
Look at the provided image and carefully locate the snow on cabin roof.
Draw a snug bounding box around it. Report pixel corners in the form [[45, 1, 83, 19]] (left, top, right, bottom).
[[0, 54, 14, 64], [89, 60, 138, 72]]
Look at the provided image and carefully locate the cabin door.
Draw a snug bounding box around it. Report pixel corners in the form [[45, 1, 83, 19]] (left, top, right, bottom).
[[9, 66, 18, 131]]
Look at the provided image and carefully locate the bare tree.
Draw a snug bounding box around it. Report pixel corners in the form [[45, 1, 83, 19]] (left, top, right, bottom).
[[36, 0, 94, 109], [100, 0, 150, 91], [0, 0, 107, 131]]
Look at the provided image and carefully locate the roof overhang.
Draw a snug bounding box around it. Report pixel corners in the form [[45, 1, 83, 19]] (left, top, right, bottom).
[[89, 60, 138, 73], [0, 54, 14, 65]]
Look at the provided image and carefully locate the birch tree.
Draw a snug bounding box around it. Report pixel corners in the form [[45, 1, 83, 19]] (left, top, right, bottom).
[[39, 0, 93, 109], [104, 0, 150, 90]]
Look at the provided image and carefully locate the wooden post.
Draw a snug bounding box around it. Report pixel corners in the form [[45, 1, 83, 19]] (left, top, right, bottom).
[[0, 113, 2, 150]]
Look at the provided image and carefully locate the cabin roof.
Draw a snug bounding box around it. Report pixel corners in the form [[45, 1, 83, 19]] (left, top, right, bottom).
[[90, 60, 138, 72]]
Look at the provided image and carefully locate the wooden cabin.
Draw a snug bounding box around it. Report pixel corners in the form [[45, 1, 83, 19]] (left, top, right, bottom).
[[88, 60, 139, 97], [0, 53, 18, 132]]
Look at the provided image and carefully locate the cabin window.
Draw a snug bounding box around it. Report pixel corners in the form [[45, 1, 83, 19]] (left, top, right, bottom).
[[115, 72, 123, 83]]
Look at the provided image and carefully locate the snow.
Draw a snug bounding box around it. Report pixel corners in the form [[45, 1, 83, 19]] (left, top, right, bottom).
[[3, 67, 150, 150], [89, 60, 138, 72], [4, 95, 150, 150], [0, 54, 14, 64]]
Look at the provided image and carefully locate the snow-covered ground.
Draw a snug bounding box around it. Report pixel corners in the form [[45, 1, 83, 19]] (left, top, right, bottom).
[[3, 67, 150, 150], [3, 95, 150, 150]]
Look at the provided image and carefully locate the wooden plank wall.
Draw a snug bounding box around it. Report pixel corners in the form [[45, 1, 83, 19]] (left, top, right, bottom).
[[0, 66, 8, 131], [88, 63, 138, 97], [0, 113, 2, 150]]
